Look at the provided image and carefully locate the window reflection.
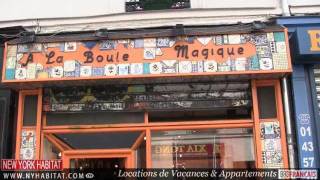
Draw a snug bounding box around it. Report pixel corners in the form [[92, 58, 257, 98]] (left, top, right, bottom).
[[151, 128, 255, 168], [42, 137, 61, 160]]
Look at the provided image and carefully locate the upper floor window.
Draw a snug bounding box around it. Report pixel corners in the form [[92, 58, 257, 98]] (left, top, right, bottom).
[[125, 0, 190, 12]]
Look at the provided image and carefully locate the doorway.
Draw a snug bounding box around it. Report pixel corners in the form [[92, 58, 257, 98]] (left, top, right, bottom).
[[62, 149, 134, 168], [70, 158, 125, 169]]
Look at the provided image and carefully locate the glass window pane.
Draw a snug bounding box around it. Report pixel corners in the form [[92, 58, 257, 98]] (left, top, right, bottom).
[[54, 132, 142, 149], [136, 141, 146, 168], [151, 128, 255, 168], [46, 112, 144, 126], [42, 137, 61, 160], [149, 109, 251, 122], [23, 95, 38, 126], [257, 86, 277, 119]]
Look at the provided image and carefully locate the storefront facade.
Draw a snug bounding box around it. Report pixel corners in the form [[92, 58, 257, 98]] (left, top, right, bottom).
[[277, 16, 320, 168], [2, 25, 291, 168], [0, 27, 22, 159]]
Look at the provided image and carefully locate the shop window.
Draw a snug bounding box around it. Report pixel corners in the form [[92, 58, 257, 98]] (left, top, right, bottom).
[[43, 82, 251, 114], [151, 128, 255, 168], [46, 112, 144, 126], [23, 95, 38, 126], [257, 86, 277, 119], [53, 132, 142, 149], [125, 0, 190, 12], [149, 108, 251, 122]]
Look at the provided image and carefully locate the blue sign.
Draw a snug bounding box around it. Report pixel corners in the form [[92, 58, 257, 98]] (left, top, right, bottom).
[[296, 27, 320, 55], [292, 65, 318, 168]]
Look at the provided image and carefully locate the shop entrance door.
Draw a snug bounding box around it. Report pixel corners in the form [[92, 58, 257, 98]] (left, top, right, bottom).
[[62, 149, 134, 169]]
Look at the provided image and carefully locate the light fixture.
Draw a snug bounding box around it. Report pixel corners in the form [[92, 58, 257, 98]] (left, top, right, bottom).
[[173, 24, 185, 36], [252, 21, 266, 32], [20, 31, 36, 43], [95, 28, 109, 38]]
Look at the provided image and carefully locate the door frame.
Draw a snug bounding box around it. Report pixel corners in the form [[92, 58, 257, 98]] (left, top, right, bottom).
[[62, 149, 134, 169]]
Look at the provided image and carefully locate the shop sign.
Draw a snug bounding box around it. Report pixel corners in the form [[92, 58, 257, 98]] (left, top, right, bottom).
[[153, 144, 224, 156], [296, 113, 317, 168], [296, 27, 320, 55], [3, 32, 290, 82], [43, 83, 251, 112], [291, 74, 318, 168]]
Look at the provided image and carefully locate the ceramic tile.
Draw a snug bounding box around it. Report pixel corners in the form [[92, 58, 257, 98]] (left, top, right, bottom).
[[17, 44, 30, 53], [5, 69, 15, 80], [259, 58, 273, 70], [272, 53, 288, 70], [17, 53, 24, 61], [130, 63, 143, 75], [157, 38, 170, 47], [235, 58, 247, 71], [80, 66, 92, 77], [92, 67, 104, 76], [276, 42, 287, 53], [249, 55, 260, 70], [7, 45, 17, 56], [228, 35, 241, 44], [50, 66, 64, 78], [197, 36, 212, 46], [156, 48, 163, 56], [134, 39, 144, 48], [150, 62, 162, 74], [143, 63, 150, 74], [215, 35, 223, 45], [256, 45, 272, 58], [144, 38, 156, 48], [269, 41, 276, 53], [274, 32, 285, 42], [221, 35, 228, 44], [204, 60, 218, 72], [218, 60, 231, 72], [6, 57, 17, 69], [64, 60, 76, 72], [30, 43, 42, 52], [144, 48, 156, 60], [105, 64, 117, 76], [15, 68, 27, 79], [82, 41, 97, 49], [26, 63, 36, 79], [162, 60, 178, 74], [179, 61, 192, 73], [100, 40, 116, 50], [64, 42, 77, 52], [267, 33, 275, 42], [118, 64, 130, 75]]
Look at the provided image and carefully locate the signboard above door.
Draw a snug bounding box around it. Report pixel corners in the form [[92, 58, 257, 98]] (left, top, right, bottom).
[[43, 82, 251, 112], [3, 32, 291, 82]]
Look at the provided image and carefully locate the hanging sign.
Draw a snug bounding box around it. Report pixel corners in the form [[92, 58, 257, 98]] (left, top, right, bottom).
[[3, 32, 290, 82]]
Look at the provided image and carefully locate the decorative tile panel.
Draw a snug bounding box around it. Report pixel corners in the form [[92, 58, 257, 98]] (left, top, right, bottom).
[[3, 32, 290, 82]]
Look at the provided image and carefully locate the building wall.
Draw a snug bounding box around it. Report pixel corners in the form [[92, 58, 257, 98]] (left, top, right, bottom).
[[288, 0, 320, 14], [0, 0, 318, 34], [0, 0, 283, 33]]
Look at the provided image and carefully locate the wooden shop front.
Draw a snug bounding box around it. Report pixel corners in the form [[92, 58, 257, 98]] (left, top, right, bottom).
[[2, 26, 292, 169]]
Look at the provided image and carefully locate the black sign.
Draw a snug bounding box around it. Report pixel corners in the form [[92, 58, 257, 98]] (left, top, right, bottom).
[[43, 82, 251, 112]]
